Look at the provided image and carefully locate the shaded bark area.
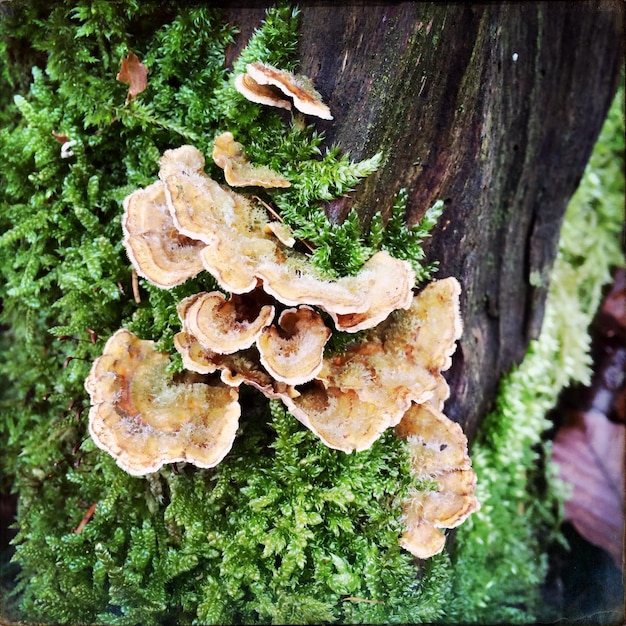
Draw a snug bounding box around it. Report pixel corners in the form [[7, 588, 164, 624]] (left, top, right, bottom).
[[226, 2, 622, 440]]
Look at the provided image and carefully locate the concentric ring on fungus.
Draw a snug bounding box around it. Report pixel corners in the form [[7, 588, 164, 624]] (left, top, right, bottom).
[[85, 329, 241, 475]]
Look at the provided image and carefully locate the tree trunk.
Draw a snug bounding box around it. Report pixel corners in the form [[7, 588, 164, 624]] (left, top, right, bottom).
[[226, 1, 623, 439]]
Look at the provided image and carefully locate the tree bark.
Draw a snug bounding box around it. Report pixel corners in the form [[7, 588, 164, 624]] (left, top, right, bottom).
[[226, 2, 623, 440]]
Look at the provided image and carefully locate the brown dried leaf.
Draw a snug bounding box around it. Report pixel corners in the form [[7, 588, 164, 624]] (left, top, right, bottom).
[[552, 409, 625, 569], [116, 52, 148, 104], [51, 130, 70, 143], [599, 267, 626, 338]]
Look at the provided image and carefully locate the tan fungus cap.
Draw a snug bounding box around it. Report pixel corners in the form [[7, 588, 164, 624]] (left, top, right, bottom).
[[212, 132, 291, 188], [158, 146, 415, 329], [173, 331, 299, 401], [395, 402, 480, 559], [317, 277, 463, 426], [236, 62, 333, 120], [282, 382, 399, 453], [257, 306, 331, 385], [122, 180, 205, 288], [234, 72, 293, 111], [177, 290, 275, 355], [85, 329, 241, 475]]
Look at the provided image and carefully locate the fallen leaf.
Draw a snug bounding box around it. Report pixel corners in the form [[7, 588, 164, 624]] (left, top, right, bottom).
[[552, 409, 625, 569], [51, 130, 70, 143], [599, 267, 626, 339], [116, 52, 148, 104]]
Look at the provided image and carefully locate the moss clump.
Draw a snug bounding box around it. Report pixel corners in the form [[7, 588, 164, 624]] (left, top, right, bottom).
[[7, 400, 450, 625]]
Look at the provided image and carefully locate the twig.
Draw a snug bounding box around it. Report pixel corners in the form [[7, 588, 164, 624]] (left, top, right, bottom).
[[132, 269, 141, 303], [74, 502, 97, 534]]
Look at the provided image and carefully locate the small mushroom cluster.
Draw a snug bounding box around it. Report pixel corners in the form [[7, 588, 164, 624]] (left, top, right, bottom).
[[85, 63, 478, 559]]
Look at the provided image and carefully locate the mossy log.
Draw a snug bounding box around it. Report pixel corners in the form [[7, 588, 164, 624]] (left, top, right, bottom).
[[227, 2, 623, 440]]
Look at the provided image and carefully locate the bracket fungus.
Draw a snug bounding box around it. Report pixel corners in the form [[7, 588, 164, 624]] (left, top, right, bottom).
[[326, 250, 417, 332], [88, 136, 479, 560], [177, 290, 275, 355], [257, 306, 331, 385], [318, 277, 462, 421], [212, 131, 291, 188], [395, 402, 480, 559], [235, 61, 333, 120], [159, 144, 280, 293], [264, 221, 296, 248], [275, 277, 464, 452], [257, 250, 415, 330], [159, 145, 246, 247], [152, 143, 415, 331], [122, 180, 205, 288], [85, 329, 240, 475], [173, 331, 298, 402], [234, 72, 292, 112], [282, 383, 389, 452]]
